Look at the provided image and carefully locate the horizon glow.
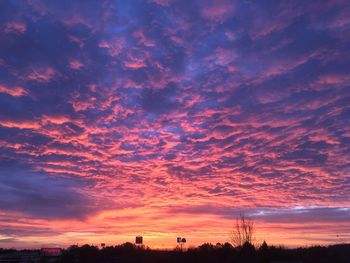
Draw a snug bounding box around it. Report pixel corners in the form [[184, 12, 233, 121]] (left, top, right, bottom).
[[0, 0, 349, 249]]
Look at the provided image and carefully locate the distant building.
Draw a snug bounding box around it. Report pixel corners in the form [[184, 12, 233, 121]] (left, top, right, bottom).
[[0, 251, 40, 263]]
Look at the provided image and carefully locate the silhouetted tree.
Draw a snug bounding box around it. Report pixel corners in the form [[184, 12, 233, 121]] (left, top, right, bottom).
[[259, 240, 268, 251], [258, 240, 269, 263], [230, 213, 255, 248]]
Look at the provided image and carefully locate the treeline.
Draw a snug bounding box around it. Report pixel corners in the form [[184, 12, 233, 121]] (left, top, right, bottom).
[[60, 242, 350, 263], [1, 242, 349, 263]]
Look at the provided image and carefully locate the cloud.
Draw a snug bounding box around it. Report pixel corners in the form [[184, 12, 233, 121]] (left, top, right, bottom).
[[141, 84, 181, 114], [167, 205, 350, 223], [69, 59, 83, 70], [0, 0, 349, 248], [3, 21, 26, 34], [200, 0, 236, 23], [0, 160, 102, 220], [0, 84, 28, 97], [26, 67, 56, 83]]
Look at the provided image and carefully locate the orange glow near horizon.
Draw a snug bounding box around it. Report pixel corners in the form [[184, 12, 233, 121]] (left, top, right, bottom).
[[1, 207, 349, 249]]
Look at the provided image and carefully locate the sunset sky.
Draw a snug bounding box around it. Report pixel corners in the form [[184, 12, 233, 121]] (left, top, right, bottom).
[[0, 0, 350, 249]]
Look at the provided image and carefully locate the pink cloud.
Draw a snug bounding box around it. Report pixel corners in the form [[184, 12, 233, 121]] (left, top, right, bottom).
[[42, 115, 71, 125], [69, 59, 83, 70], [204, 48, 238, 66], [149, 0, 172, 6], [316, 74, 350, 85], [0, 84, 28, 97], [98, 39, 125, 57], [123, 52, 147, 69], [200, 0, 235, 23], [67, 34, 85, 48], [26, 67, 56, 83], [124, 60, 146, 69], [0, 120, 40, 129], [133, 29, 156, 47], [3, 21, 27, 34]]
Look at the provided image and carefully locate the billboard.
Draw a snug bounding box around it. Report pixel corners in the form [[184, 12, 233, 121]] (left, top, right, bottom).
[[135, 236, 143, 244], [177, 237, 186, 243]]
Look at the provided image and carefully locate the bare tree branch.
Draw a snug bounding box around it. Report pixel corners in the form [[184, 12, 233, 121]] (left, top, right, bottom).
[[230, 213, 255, 247]]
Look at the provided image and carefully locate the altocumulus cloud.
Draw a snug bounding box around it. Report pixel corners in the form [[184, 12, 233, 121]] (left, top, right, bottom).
[[0, 159, 99, 220], [0, 0, 349, 247]]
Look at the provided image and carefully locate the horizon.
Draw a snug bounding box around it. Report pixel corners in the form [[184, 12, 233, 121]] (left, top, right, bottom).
[[0, 0, 350, 250], [2, 240, 350, 251]]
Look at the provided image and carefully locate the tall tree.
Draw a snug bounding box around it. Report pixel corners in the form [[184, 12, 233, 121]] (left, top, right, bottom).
[[231, 214, 255, 247]]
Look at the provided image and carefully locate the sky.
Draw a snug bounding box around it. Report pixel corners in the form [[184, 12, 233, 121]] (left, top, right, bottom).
[[0, 0, 350, 249]]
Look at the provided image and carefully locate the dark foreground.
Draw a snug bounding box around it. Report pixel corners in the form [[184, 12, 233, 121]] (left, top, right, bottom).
[[1, 242, 349, 263]]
